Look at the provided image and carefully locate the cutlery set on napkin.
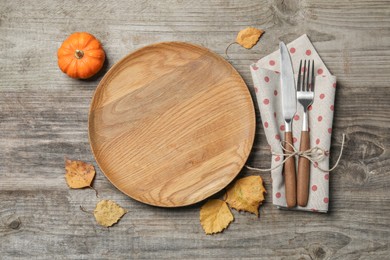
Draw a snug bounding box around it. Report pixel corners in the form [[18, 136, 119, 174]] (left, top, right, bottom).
[[250, 35, 337, 213], [279, 41, 317, 208]]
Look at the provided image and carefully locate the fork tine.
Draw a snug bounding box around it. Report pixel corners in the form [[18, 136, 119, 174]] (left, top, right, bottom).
[[311, 60, 315, 92], [306, 60, 310, 92], [297, 60, 302, 91], [302, 60, 306, 91]]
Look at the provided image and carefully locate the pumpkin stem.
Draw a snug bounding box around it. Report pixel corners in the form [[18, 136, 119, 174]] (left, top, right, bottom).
[[74, 49, 84, 59]]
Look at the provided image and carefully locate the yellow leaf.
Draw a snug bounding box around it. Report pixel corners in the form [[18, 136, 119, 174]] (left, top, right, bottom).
[[94, 200, 127, 227], [200, 199, 234, 235], [65, 159, 95, 188], [236, 27, 264, 49], [225, 176, 266, 216]]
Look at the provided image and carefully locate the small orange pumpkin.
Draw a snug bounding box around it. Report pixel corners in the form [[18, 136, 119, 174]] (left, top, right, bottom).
[[58, 32, 105, 79]]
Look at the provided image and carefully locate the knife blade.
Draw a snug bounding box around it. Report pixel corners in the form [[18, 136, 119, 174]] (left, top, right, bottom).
[[279, 41, 297, 208]]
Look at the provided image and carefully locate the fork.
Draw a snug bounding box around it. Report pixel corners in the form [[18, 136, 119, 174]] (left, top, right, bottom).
[[296, 60, 315, 207]]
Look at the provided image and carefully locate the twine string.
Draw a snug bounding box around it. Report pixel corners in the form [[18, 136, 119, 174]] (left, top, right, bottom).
[[246, 134, 345, 173]]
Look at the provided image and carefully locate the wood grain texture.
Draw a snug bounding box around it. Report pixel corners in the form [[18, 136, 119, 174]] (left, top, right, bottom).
[[297, 130, 310, 207], [0, 0, 389, 259], [89, 42, 255, 207], [283, 131, 297, 208]]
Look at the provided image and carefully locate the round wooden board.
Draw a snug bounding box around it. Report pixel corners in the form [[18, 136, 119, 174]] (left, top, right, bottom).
[[88, 42, 255, 207]]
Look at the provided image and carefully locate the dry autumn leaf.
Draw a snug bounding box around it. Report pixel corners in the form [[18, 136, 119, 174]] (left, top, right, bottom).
[[94, 200, 127, 227], [225, 27, 264, 58], [200, 199, 234, 235], [236, 27, 264, 49], [225, 176, 266, 216], [65, 159, 95, 189]]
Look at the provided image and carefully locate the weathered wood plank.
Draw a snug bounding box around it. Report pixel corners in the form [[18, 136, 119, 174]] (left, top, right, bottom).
[[0, 0, 389, 259]]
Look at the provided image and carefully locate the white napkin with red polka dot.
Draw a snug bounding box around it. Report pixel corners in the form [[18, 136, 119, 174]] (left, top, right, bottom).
[[250, 34, 336, 213]]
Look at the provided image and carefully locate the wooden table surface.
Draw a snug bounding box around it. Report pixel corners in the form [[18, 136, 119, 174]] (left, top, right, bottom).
[[1, 0, 389, 259]]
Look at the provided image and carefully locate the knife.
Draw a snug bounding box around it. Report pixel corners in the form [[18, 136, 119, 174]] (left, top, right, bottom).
[[280, 42, 297, 208]]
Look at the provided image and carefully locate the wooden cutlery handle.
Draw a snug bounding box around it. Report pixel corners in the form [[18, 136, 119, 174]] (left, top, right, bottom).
[[297, 131, 310, 207], [284, 132, 296, 208]]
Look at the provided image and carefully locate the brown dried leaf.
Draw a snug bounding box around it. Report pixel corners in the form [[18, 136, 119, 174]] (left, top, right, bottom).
[[225, 176, 266, 216], [94, 200, 127, 227], [200, 199, 234, 235], [65, 159, 96, 188], [236, 27, 264, 49]]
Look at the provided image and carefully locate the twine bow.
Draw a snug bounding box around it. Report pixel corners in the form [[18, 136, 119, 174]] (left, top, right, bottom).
[[246, 134, 345, 173]]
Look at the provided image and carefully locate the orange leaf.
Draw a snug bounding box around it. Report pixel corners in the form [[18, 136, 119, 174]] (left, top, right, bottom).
[[200, 199, 234, 235], [225, 176, 266, 216], [65, 159, 95, 188], [236, 27, 264, 49]]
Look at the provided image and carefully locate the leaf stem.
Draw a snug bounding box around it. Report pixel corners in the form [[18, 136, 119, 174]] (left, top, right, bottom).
[[89, 186, 99, 198], [79, 205, 93, 215], [225, 42, 238, 59]]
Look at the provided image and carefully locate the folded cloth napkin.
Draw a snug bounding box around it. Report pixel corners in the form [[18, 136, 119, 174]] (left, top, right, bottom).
[[250, 34, 336, 213]]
